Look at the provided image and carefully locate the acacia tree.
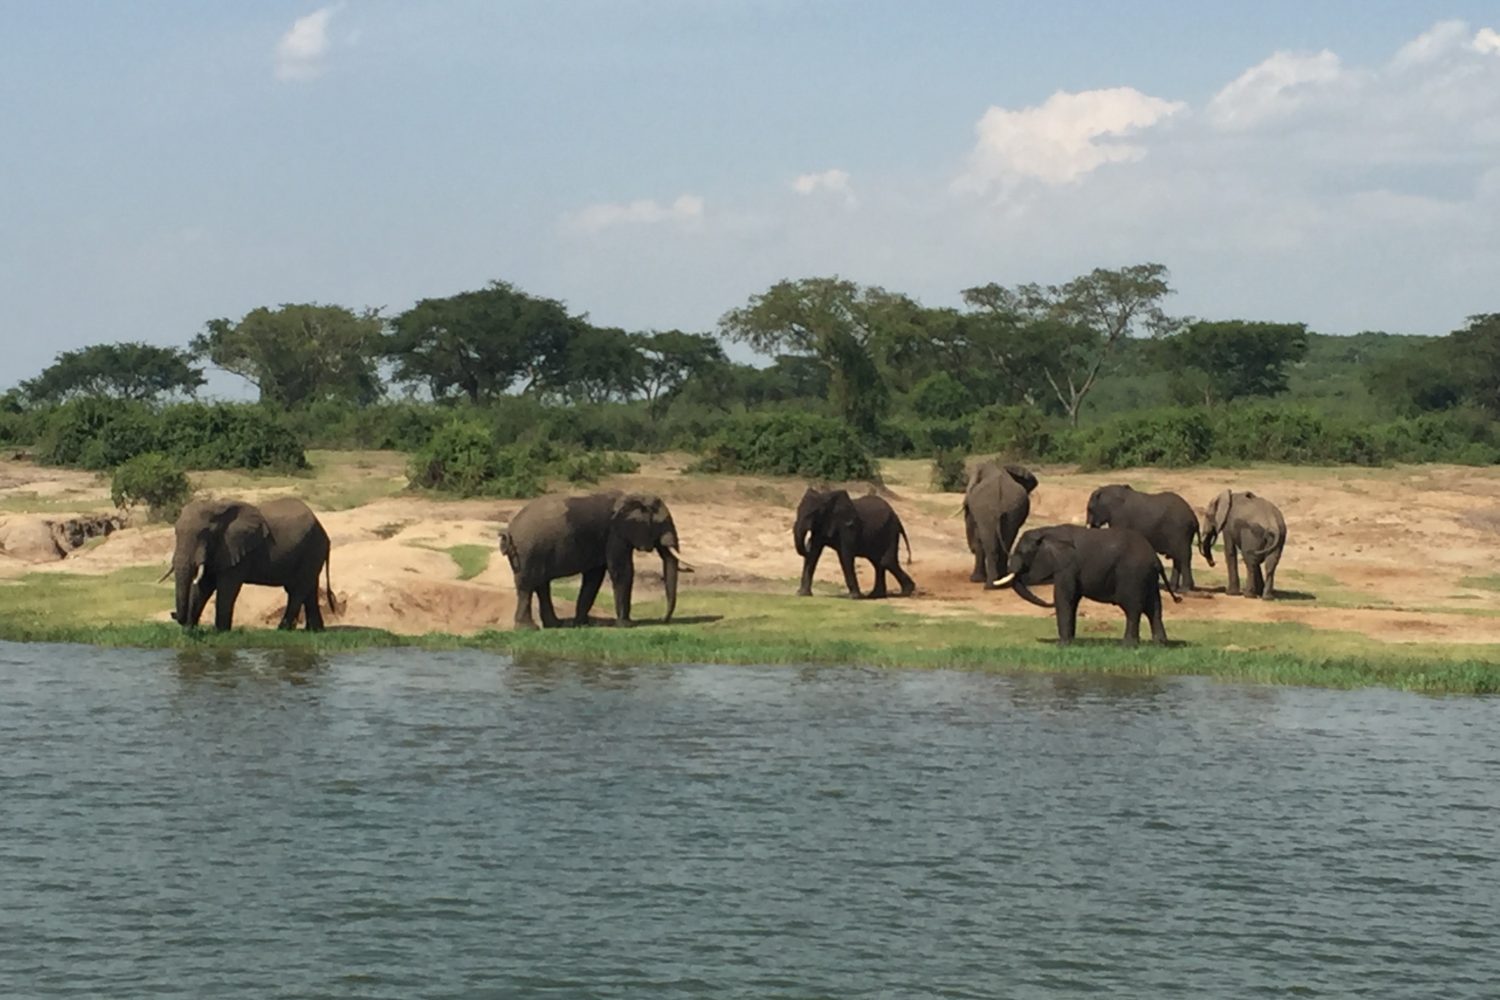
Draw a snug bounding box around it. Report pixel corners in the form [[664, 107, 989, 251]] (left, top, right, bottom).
[[965, 263, 1175, 425], [385, 281, 577, 403], [720, 277, 921, 436], [192, 304, 384, 407], [634, 330, 727, 417], [1157, 320, 1310, 406], [22, 342, 205, 402], [554, 326, 647, 403]]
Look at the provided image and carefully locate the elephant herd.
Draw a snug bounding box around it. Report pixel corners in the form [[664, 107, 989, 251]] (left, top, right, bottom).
[[164, 467, 1287, 649]]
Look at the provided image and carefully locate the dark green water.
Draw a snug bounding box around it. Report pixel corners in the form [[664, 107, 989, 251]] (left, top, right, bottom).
[[2, 643, 1497, 998]]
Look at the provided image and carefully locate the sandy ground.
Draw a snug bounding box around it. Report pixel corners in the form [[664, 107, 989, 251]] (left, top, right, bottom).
[[2, 454, 1498, 643]]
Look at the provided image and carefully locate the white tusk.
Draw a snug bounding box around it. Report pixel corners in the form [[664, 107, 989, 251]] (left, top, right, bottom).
[[157, 567, 173, 584], [667, 547, 695, 573], [991, 573, 1016, 587], [949, 505, 965, 519]]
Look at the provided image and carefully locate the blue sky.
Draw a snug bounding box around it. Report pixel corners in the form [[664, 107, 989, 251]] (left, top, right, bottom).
[[3, 1, 1499, 392]]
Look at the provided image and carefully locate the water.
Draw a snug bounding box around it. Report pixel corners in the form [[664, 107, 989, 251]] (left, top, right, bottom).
[[1, 644, 1497, 998]]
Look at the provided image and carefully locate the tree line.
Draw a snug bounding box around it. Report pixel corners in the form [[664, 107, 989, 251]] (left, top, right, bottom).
[[6, 266, 1498, 434]]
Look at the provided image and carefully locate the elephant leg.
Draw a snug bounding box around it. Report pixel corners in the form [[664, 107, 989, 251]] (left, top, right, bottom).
[[213, 579, 243, 632], [575, 567, 607, 624], [1262, 548, 1282, 600], [537, 582, 562, 629], [1054, 583, 1079, 645], [189, 575, 216, 627], [797, 543, 823, 597], [966, 517, 984, 583], [1122, 607, 1142, 647], [837, 546, 862, 598], [981, 543, 1002, 591], [1148, 593, 1168, 645], [1247, 560, 1266, 599], [302, 590, 325, 632], [1224, 540, 1242, 596], [611, 563, 635, 626], [513, 581, 537, 630], [890, 560, 916, 597], [276, 588, 301, 630], [1180, 551, 1195, 592], [870, 558, 889, 599]]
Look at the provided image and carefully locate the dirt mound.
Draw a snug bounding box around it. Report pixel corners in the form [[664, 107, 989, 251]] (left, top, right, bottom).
[[0, 513, 126, 565]]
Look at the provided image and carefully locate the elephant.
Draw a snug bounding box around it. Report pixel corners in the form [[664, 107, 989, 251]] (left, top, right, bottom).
[[995, 524, 1178, 646], [1085, 484, 1200, 592], [793, 488, 914, 599], [170, 497, 333, 632], [1200, 490, 1287, 599], [964, 462, 1037, 589], [499, 490, 690, 629]]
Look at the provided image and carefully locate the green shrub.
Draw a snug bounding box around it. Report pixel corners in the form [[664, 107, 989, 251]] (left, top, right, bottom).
[[111, 453, 192, 522], [1079, 408, 1215, 469], [1212, 404, 1328, 463], [910, 373, 973, 421], [970, 405, 1052, 459], [36, 399, 160, 470], [408, 420, 637, 497], [407, 420, 504, 496], [157, 403, 307, 471], [931, 449, 968, 491], [690, 411, 877, 481]]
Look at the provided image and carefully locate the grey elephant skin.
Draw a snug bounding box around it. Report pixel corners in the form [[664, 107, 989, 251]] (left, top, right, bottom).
[[1200, 490, 1287, 598], [1085, 484, 1199, 591], [1001, 524, 1178, 646], [793, 488, 914, 599], [964, 462, 1037, 589], [500, 491, 686, 629], [171, 497, 333, 631]]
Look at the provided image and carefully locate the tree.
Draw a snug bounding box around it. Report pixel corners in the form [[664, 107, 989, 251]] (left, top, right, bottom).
[[966, 263, 1175, 425], [385, 281, 577, 403], [1158, 320, 1310, 405], [22, 342, 204, 403], [1448, 313, 1500, 417], [635, 330, 728, 416], [193, 304, 384, 407], [554, 326, 646, 403], [720, 277, 921, 435]]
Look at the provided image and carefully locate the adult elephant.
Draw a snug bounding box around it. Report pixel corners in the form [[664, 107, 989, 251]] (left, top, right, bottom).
[[500, 490, 691, 629], [170, 497, 333, 632], [964, 462, 1037, 590], [1200, 490, 1287, 599], [793, 488, 914, 599], [996, 524, 1178, 647], [1085, 484, 1199, 592]]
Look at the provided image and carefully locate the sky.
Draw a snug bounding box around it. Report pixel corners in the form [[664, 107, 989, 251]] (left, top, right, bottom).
[[3, 1, 1499, 393]]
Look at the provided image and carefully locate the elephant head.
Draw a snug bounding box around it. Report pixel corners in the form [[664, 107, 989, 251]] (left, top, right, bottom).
[[609, 492, 687, 622], [1198, 490, 1233, 566], [993, 526, 1075, 609], [171, 499, 268, 627], [1085, 484, 1130, 528], [793, 488, 857, 557]]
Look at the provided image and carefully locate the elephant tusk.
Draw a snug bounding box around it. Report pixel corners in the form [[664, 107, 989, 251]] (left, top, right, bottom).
[[949, 505, 965, 519], [991, 572, 1016, 587], [667, 547, 695, 573], [157, 566, 172, 584]]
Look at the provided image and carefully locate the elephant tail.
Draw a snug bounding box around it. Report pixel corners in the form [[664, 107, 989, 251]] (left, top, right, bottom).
[[324, 553, 339, 615], [1157, 559, 1181, 603], [899, 522, 912, 565], [498, 530, 518, 570]]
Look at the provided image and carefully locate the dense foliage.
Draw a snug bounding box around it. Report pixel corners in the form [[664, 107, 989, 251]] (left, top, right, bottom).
[[22, 343, 204, 403], [691, 411, 877, 481], [407, 420, 639, 498], [33, 399, 305, 471], [110, 453, 192, 522]]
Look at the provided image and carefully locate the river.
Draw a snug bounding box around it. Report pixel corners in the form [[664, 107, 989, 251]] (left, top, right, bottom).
[[1, 643, 1497, 998]]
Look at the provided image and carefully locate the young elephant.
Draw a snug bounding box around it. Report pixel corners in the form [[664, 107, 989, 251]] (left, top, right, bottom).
[[500, 490, 691, 629], [964, 462, 1037, 589], [1085, 484, 1199, 592], [170, 497, 334, 632], [996, 525, 1178, 646], [793, 488, 914, 599], [1200, 490, 1287, 599]]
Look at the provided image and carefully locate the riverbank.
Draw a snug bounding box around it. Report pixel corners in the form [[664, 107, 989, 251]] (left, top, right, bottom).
[[2, 451, 1498, 692]]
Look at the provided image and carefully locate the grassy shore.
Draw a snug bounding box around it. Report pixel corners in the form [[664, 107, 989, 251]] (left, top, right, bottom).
[[2, 573, 1498, 694]]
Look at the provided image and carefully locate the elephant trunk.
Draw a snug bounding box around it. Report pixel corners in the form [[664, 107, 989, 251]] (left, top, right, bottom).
[[793, 518, 810, 558], [173, 556, 195, 627], [1199, 528, 1217, 566], [1012, 578, 1055, 610], [661, 552, 679, 623]]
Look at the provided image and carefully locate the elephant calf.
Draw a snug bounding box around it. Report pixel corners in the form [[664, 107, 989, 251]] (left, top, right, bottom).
[[996, 524, 1179, 647], [1085, 483, 1199, 592], [170, 497, 334, 632], [500, 490, 690, 629], [1200, 490, 1287, 599], [793, 488, 914, 599]]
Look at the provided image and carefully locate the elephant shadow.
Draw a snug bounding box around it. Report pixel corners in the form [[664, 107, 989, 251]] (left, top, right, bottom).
[[1034, 636, 1190, 649], [570, 614, 724, 629], [1195, 585, 1315, 602]]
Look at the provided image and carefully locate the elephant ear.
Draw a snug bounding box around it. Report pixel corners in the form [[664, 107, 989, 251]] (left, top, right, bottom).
[[218, 503, 269, 568], [610, 493, 658, 550], [1212, 490, 1234, 536], [1004, 464, 1038, 494]]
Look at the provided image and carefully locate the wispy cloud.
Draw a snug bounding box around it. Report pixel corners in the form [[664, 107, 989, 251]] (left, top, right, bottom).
[[564, 194, 706, 233], [275, 5, 342, 81], [792, 168, 856, 207]]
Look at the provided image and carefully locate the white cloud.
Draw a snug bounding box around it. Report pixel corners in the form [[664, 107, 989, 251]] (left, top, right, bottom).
[[275, 5, 341, 81], [954, 87, 1185, 195], [1474, 27, 1500, 55], [1392, 20, 1471, 67], [792, 168, 856, 206], [1206, 50, 1348, 129], [564, 194, 706, 233]]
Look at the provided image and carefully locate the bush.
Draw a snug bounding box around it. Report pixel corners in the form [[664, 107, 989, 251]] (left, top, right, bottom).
[[1078, 408, 1215, 469], [157, 403, 306, 471], [690, 411, 877, 481], [407, 419, 638, 497], [910, 373, 973, 421], [931, 449, 967, 492], [1212, 404, 1328, 464], [970, 405, 1052, 459], [36, 399, 159, 470], [111, 453, 192, 522]]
